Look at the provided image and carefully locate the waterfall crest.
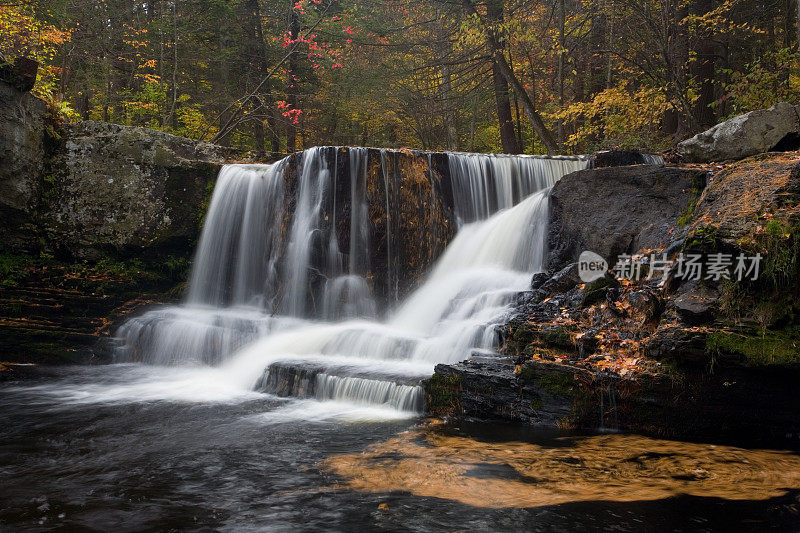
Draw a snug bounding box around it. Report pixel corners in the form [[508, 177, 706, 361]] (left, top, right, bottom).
[[111, 147, 586, 416]]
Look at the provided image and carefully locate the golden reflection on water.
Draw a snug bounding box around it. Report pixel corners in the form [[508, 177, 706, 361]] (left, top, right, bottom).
[[321, 425, 800, 509]]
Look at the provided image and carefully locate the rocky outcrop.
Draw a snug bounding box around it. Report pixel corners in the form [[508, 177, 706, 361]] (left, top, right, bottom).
[[547, 165, 707, 270], [687, 152, 800, 243], [0, 256, 184, 366], [678, 102, 800, 163], [0, 79, 47, 252], [425, 355, 590, 426], [45, 121, 245, 260], [427, 152, 800, 445]]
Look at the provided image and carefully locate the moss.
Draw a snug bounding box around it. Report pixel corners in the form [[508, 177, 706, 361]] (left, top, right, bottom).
[[759, 219, 800, 290], [683, 225, 720, 253], [504, 321, 582, 359], [677, 177, 705, 227], [559, 389, 594, 429], [423, 373, 462, 416], [197, 178, 216, 228], [515, 365, 538, 381], [530, 397, 543, 411], [657, 359, 686, 381], [539, 372, 576, 395], [706, 330, 800, 365], [582, 276, 619, 307], [0, 254, 34, 287], [538, 326, 579, 349]]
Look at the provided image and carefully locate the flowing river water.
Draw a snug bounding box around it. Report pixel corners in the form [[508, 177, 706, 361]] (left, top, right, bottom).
[[2, 148, 799, 530]]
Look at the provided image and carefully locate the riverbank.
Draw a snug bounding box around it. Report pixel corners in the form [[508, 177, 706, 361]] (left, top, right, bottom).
[[425, 151, 800, 445]]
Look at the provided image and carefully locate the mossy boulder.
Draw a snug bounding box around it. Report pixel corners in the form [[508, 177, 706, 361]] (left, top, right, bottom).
[[43, 121, 245, 260]]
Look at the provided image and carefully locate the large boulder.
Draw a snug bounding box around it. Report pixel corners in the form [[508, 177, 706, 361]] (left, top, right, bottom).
[[686, 152, 800, 244], [0, 79, 47, 251], [678, 102, 800, 163], [45, 121, 244, 259], [547, 165, 708, 270]]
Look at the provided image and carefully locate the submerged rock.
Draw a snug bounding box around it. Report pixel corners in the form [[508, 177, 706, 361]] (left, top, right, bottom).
[[678, 102, 800, 163]]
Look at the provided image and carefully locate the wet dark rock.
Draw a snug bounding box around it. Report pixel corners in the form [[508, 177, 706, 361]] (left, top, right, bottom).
[[645, 325, 710, 364], [279, 147, 456, 309], [591, 150, 663, 168], [575, 330, 600, 357], [581, 275, 620, 308], [530, 272, 550, 290], [627, 289, 663, 324], [663, 237, 686, 258], [425, 356, 589, 426], [671, 281, 719, 325], [256, 362, 323, 398], [548, 165, 708, 271], [539, 263, 580, 295]]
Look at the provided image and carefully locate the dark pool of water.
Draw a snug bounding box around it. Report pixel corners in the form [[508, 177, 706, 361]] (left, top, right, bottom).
[[2, 365, 799, 531]]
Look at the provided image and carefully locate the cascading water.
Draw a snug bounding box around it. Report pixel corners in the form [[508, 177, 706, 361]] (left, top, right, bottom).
[[111, 147, 587, 418], [447, 153, 585, 224]]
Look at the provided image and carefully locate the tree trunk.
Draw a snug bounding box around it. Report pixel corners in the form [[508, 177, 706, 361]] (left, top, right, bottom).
[[691, 0, 716, 129], [286, 1, 300, 154], [557, 0, 565, 145], [486, 0, 520, 154], [462, 0, 559, 154], [492, 62, 521, 153]]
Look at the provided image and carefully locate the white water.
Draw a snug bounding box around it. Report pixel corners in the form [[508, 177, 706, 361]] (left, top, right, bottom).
[[448, 153, 585, 224], [105, 148, 586, 420]]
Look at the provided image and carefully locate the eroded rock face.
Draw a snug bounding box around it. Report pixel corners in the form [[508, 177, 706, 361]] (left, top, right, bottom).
[[0, 80, 47, 251], [547, 165, 707, 270], [678, 102, 800, 163], [45, 121, 244, 259]]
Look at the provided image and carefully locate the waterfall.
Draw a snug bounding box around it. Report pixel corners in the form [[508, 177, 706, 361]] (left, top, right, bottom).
[[447, 153, 585, 224], [111, 147, 586, 416], [186, 163, 285, 308]]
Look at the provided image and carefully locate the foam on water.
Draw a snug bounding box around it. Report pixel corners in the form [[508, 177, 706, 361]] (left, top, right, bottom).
[[103, 149, 587, 418]]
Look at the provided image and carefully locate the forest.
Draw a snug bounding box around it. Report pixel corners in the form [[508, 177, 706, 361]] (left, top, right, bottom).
[[2, 0, 798, 156], [7, 0, 800, 530]]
